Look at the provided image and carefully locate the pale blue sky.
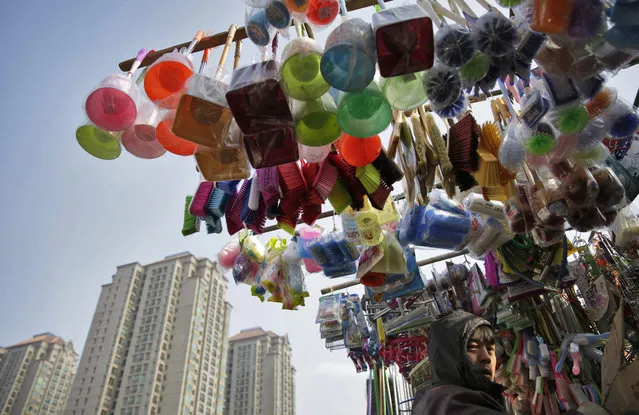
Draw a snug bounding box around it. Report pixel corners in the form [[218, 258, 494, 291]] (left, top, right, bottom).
[[0, 0, 638, 413]]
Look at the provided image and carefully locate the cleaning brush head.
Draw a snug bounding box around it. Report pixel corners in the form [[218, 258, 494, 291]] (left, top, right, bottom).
[[206, 188, 230, 218], [372, 148, 404, 184]]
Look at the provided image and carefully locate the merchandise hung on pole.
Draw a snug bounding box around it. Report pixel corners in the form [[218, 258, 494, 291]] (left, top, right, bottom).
[[77, 0, 639, 413]]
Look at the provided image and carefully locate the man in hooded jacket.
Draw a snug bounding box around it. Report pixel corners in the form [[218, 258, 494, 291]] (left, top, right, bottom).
[[412, 310, 508, 414]]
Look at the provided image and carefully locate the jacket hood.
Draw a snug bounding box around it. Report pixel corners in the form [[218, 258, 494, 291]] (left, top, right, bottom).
[[428, 310, 506, 401]]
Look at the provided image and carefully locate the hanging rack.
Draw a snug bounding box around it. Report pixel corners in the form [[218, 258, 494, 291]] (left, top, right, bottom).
[[118, 0, 395, 71]]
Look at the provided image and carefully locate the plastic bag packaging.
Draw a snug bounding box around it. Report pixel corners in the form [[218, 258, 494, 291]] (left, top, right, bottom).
[[265, 0, 292, 29], [398, 205, 425, 245], [372, 4, 434, 77], [611, 204, 639, 247], [306, 0, 340, 28], [243, 125, 300, 168], [529, 0, 573, 34], [532, 227, 565, 248], [343, 308, 365, 348], [566, 199, 615, 232], [504, 183, 536, 234], [282, 237, 302, 264], [240, 231, 266, 263], [463, 193, 506, 221], [218, 238, 242, 269], [473, 11, 517, 58], [523, 171, 567, 229], [429, 188, 467, 216], [423, 64, 462, 109], [292, 93, 340, 146], [467, 217, 512, 258], [260, 258, 283, 293], [416, 206, 471, 250], [549, 160, 599, 205], [573, 143, 610, 167], [520, 89, 551, 129], [298, 226, 323, 258], [195, 121, 252, 181], [232, 253, 261, 285], [499, 121, 528, 170], [245, 7, 275, 47], [320, 320, 343, 339], [369, 232, 407, 275], [225, 60, 293, 134], [541, 73, 580, 108], [591, 166, 627, 212], [601, 99, 639, 139], [574, 117, 608, 152], [316, 293, 342, 324]]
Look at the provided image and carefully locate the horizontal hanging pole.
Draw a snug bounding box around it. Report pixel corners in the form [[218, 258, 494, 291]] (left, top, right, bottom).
[[118, 0, 394, 72], [319, 248, 470, 294]]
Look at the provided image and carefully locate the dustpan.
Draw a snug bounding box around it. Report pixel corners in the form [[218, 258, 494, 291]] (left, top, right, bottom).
[[144, 31, 204, 109], [76, 122, 122, 160], [280, 27, 329, 101], [225, 58, 292, 134], [195, 121, 251, 181], [172, 26, 238, 147], [337, 80, 392, 138], [293, 93, 341, 146], [372, 2, 434, 77], [121, 101, 166, 159], [320, 6, 377, 93], [84, 49, 148, 132]]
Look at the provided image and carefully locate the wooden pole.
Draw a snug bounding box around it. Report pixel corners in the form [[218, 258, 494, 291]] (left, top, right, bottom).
[[118, 0, 393, 71]]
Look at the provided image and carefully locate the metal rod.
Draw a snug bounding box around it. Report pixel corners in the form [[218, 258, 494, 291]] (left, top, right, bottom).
[[118, 0, 393, 71], [320, 249, 470, 294]]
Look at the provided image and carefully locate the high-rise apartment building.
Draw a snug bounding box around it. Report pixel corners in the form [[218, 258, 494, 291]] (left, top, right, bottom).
[[0, 333, 78, 415], [64, 252, 231, 415], [224, 328, 295, 415]]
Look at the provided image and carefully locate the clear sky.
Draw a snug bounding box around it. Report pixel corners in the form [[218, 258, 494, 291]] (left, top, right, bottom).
[[0, 0, 638, 414]]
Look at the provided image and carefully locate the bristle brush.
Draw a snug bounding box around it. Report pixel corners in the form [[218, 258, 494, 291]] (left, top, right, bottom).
[[327, 152, 365, 210], [189, 181, 214, 217], [204, 215, 223, 234], [247, 196, 267, 234], [216, 180, 240, 194], [369, 179, 393, 210], [311, 159, 339, 201], [356, 164, 382, 194], [226, 180, 249, 236], [182, 196, 201, 236], [327, 179, 352, 214], [241, 178, 261, 225], [206, 187, 230, 218], [372, 148, 404, 184]]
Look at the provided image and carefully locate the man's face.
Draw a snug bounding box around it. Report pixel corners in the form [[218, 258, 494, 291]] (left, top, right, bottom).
[[466, 330, 497, 381]]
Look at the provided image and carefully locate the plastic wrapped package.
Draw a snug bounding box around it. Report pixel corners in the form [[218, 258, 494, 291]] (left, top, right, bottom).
[[259, 258, 283, 293], [380, 71, 429, 111], [504, 184, 536, 234], [567, 0, 604, 39], [320, 18, 377, 92], [546, 104, 589, 135], [523, 169, 567, 228], [320, 320, 343, 339], [265, 0, 292, 29], [280, 38, 329, 101], [573, 142, 610, 167], [472, 11, 517, 58], [549, 160, 599, 205], [520, 89, 550, 128], [524, 122, 557, 156], [499, 121, 527, 170], [566, 200, 613, 232], [343, 308, 365, 348], [306, 0, 340, 27], [369, 232, 407, 275], [591, 167, 627, 212], [357, 211, 384, 247], [316, 293, 342, 324], [282, 238, 302, 264], [415, 206, 471, 250], [84, 73, 140, 132], [463, 194, 506, 221], [600, 99, 639, 139], [429, 188, 467, 216], [341, 208, 361, 244], [225, 60, 293, 134], [434, 22, 475, 68], [467, 217, 512, 258], [232, 253, 261, 285], [218, 238, 243, 269], [532, 227, 565, 248], [240, 232, 266, 263], [611, 204, 639, 247], [297, 226, 323, 259], [372, 4, 434, 77], [172, 74, 232, 147], [398, 205, 425, 245], [542, 73, 580, 108], [585, 87, 618, 119], [605, 156, 639, 203], [575, 117, 608, 152]]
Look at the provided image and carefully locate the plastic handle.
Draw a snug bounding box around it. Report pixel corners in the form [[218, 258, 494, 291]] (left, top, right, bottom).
[[127, 48, 149, 77]]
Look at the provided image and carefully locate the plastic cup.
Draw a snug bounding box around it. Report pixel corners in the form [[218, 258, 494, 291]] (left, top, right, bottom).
[[285, 0, 311, 13], [293, 93, 341, 146], [321, 18, 377, 92], [84, 74, 139, 131], [603, 100, 639, 139], [336, 133, 382, 167], [172, 74, 233, 147], [372, 4, 434, 77], [243, 126, 300, 168], [144, 52, 194, 109], [299, 143, 330, 162], [155, 112, 197, 156], [280, 38, 329, 101], [225, 60, 293, 135], [337, 81, 392, 138], [246, 7, 272, 47], [380, 71, 428, 111], [76, 123, 122, 160], [307, 0, 340, 26], [121, 102, 166, 159]]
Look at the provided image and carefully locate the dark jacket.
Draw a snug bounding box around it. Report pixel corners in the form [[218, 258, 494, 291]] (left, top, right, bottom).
[[412, 310, 507, 414]]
